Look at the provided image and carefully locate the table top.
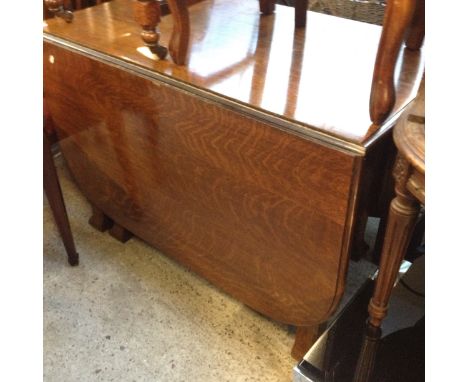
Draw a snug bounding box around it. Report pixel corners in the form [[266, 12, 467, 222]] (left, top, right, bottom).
[[44, 0, 424, 149]]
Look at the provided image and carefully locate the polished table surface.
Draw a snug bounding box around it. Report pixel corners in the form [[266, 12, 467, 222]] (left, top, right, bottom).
[[44, 0, 424, 150]]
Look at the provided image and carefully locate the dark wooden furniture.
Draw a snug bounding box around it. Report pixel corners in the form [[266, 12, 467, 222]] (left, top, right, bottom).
[[368, 77, 424, 328], [44, 106, 79, 266], [43, 0, 423, 358]]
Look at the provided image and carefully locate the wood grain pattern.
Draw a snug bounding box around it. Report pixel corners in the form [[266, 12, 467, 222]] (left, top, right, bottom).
[[43, 0, 424, 145], [44, 41, 362, 326]]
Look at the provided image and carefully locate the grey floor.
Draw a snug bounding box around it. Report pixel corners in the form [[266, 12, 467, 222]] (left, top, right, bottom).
[[44, 155, 376, 382]]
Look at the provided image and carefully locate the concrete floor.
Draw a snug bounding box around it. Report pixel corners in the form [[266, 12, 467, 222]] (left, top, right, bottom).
[[44, 155, 376, 382]]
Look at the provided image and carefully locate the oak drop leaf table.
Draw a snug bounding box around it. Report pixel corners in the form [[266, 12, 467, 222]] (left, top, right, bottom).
[[43, 0, 423, 359]]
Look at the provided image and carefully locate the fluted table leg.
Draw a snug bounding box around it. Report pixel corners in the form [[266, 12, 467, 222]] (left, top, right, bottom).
[[368, 155, 420, 327], [353, 324, 382, 382]]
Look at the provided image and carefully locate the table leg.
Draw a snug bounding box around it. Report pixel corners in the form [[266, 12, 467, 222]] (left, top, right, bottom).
[[291, 323, 325, 360], [109, 223, 133, 243], [88, 206, 113, 232], [44, 131, 79, 266], [353, 324, 381, 382], [368, 155, 420, 327]]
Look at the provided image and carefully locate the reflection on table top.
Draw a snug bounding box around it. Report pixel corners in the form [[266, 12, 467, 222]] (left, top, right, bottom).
[[44, 0, 424, 146]]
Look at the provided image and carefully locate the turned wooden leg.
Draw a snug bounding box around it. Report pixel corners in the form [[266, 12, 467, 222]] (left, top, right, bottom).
[[44, 131, 79, 266], [167, 0, 190, 65], [88, 206, 113, 232], [44, 0, 73, 22], [368, 155, 420, 327], [109, 223, 133, 243], [353, 324, 381, 382], [291, 324, 324, 360], [133, 0, 168, 59], [295, 0, 308, 28], [405, 0, 425, 50], [370, 0, 416, 125], [259, 0, 275, 15]]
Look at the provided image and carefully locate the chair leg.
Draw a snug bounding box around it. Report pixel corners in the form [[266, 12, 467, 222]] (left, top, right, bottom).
[[370, 0, 416, 125], [405, 0, 425, 50], [167, 0, 190, 65], [133, 0, 168, 59], [44, 132, 79, 266], [259, 0, 275, 15], [295, 0, 308, 28]]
